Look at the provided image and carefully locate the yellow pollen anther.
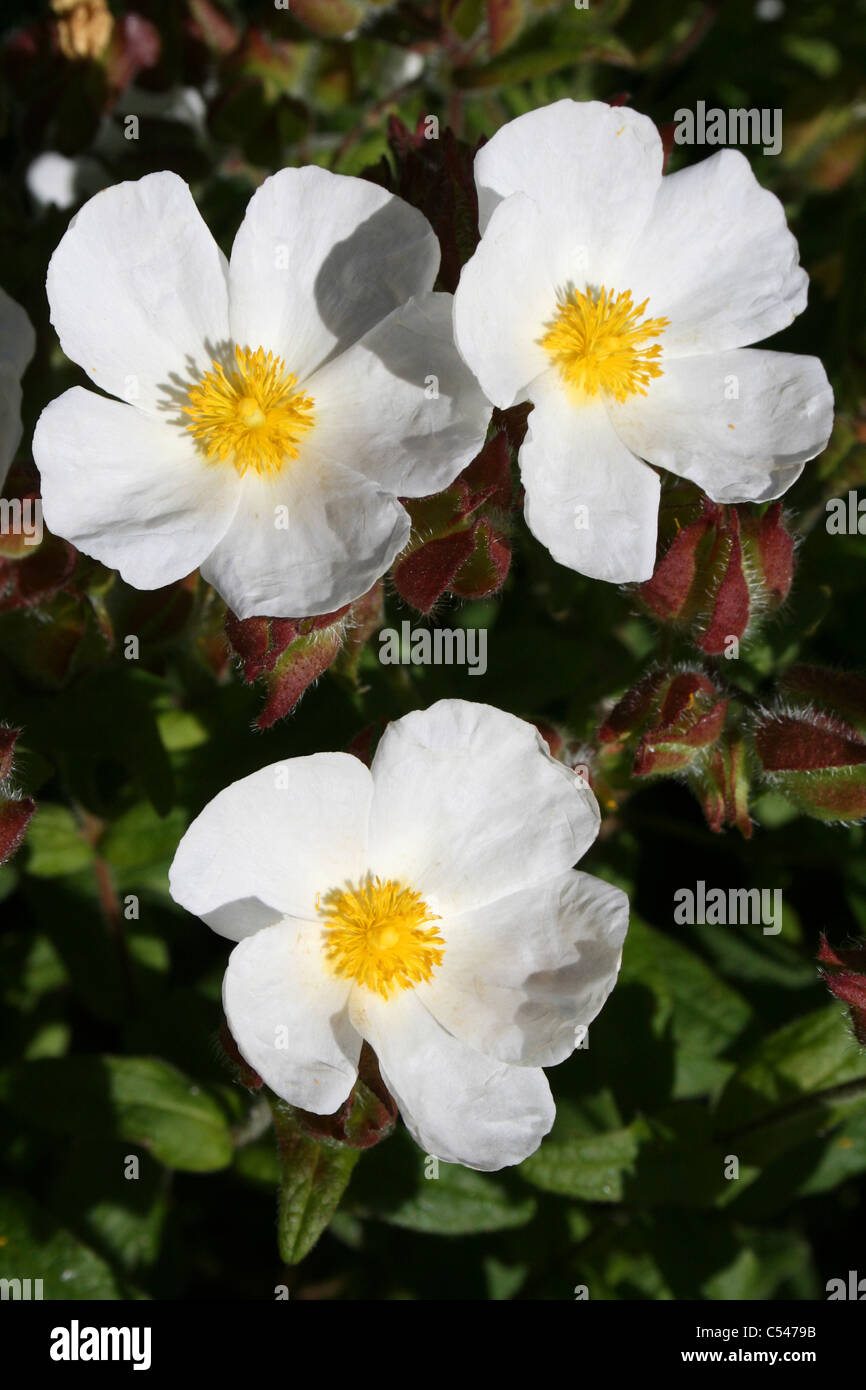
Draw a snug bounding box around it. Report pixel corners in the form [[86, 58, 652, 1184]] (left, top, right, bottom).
[[318, 875, 444, 999], [540, 286, 669, 404], [183, 344, 314, 477]]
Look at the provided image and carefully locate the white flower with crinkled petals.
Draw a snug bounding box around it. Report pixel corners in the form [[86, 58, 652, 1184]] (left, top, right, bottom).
[[0, 285, 36, 490], [33, 168, 489, 618], [168, 700, 629, 1171], [453, 99, 834, 585]]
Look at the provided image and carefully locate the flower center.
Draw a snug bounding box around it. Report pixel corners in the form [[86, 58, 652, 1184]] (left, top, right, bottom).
[[318, 875, 444, 999], [183, 344, 315, 477], [540, 286, 669, 404]]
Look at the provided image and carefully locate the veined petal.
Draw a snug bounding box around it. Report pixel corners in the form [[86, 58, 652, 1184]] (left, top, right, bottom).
[[224, 919, 360, 1114], [198, 457, 410, 619], [168, 752, 374, 934], [453, 194, 580, 410], [228, 166, 440, 382], [354, 988, 555, 1170], [627, 149, 808, 356], [309, 292, 490, 497], [46, 171, 230, 414], [520, 374, 660, 582], [33, 387, 240, 589], [610, 348, 834, 503], [419, 870, 629, 1067], [367, 700, 600, 916], [474, 100, 663, 269]]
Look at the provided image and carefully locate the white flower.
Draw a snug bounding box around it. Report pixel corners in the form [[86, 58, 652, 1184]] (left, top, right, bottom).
[[0, 285, 36, 490], [33, 169, 489, 618], [168, 700, 629, 1170], [453, 99, 834, 584]]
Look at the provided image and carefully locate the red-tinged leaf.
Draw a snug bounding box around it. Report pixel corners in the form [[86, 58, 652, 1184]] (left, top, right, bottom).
[[462, 429, 512, 512], [487, 0, 525, 55]]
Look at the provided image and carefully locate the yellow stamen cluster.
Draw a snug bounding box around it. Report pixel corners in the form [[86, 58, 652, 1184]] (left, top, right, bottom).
[[183, 344, 315, 477], [319, 875, 445, 999], [540, 286, 669, 403]]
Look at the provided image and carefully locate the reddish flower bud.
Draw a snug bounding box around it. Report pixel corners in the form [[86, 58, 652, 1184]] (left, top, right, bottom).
[[752, 701, 866, 823], [292, 1044, 397, 1151], [0, 727, 36, 866], [226, 605, 348, 731], [600, 668, 728, 776], [392, 430, 513, 614], [779, 665, 866, 738], [226, 585, 384, 730], [818, 934, 866, 1045], [691, 731, 753, 839], [638, 482, 794, 656]]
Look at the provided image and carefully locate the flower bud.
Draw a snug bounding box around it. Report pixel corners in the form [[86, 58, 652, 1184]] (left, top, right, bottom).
[[752, 702, 866, 823], [0, 727, 35, 866], [600, 668, 728, 776], [226, 583, 385, 730], [690, 731, 753, 838], [226, 605, 349, 731], [392, 429, 513, 613], [638, 481, 794, 656], [818, 935, 866, 1045]]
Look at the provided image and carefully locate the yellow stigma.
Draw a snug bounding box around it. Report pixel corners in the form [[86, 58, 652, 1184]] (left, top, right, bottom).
[[319, 875, 444, 999], [540, 286, 669, 404], [183, 344, 315, 477]]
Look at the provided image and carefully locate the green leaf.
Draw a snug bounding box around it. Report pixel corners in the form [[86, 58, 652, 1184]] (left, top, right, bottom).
[[348, 1131, 536, 1233], [0, 1189, 126, 1299], [619, 917, 753, 1099], [49, 1143, 169, 1277], [24, 804, 93, 878], [272, 1102, 360, 1265], [714, 1005, 866, 1166], [0, 1057, 234, 1172], [520, 1111, 648, 1201]]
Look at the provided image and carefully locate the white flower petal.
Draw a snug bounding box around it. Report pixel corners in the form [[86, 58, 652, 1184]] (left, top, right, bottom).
[[198, 457, 410, 619], [610, 348, 834, 503], [224, 920, 360, 1114], [419, 870, 629, 1066], [33, 387, 240, 588], [168, 752, 374, 935], [474, 99, 663, 267], [627, 149, 807, 356], [309, 292, 490, 497], [367, 700, 600, 916], [453, 193, 580, 409], [228, 166, 440, 381], [46, 171, 230, 413], [355, 989, 554, 1169], [520, 374, 660, 582]]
